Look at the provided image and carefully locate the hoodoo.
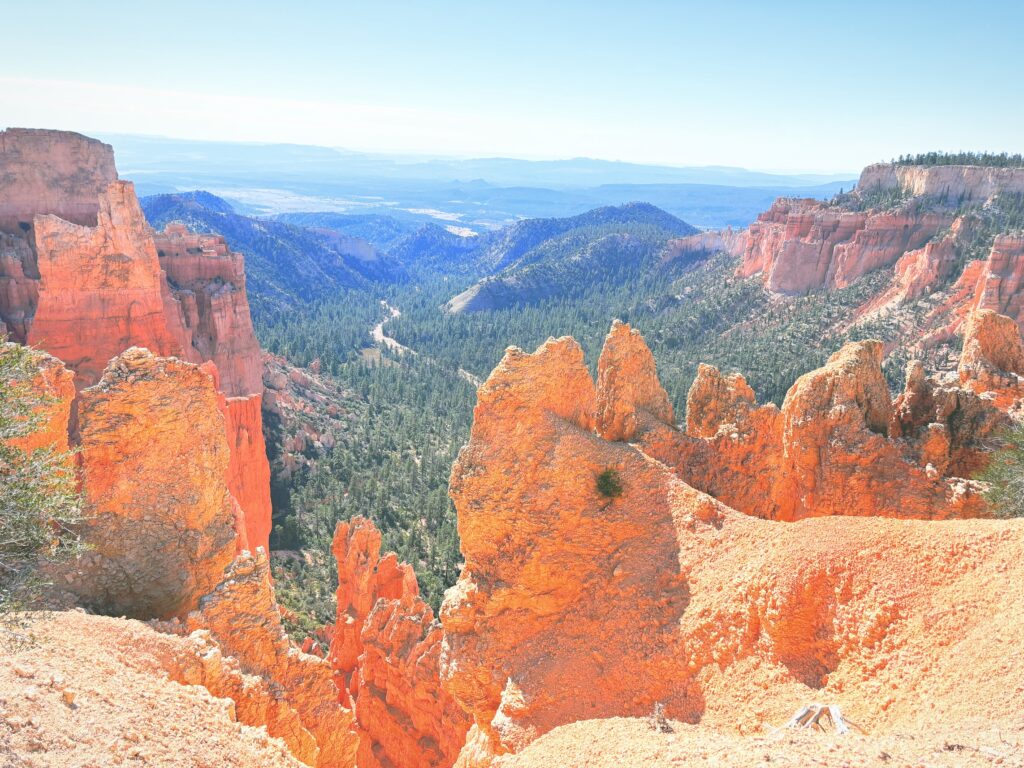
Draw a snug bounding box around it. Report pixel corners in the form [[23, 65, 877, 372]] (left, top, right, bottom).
[[441, 320, 1024, 766]]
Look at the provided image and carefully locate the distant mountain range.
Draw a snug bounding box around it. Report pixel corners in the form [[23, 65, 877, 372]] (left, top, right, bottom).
[[105, 133, 853, 188], [109, 134, 854, 231], [141, 192, 405, 313], [141, 191, 707, 316]]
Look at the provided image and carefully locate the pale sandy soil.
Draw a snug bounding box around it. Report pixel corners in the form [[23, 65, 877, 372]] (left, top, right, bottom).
[[498, 716, 1024, 768], [0, 611, 303, 768]]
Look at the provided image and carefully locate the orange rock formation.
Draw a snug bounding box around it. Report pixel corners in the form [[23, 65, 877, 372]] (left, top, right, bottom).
[[959, 308, 1024, 408], [175, 550, 361, 767], [0, 128, 117, 233], [0, 128, 271, 553], [595, 318, 674, 440], [739, 198, 950, 295], [28, 181, 187, 387], [65, 348, 238, 619], [441, 323, 1024, 766], [330, 518, 470, 768]]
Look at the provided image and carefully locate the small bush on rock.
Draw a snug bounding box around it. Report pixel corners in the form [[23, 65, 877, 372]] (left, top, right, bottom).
[[596, 468, 623, 498]]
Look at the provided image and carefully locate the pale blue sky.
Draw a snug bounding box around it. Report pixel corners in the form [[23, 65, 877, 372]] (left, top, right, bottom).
[[2, 1, 1021, 172]]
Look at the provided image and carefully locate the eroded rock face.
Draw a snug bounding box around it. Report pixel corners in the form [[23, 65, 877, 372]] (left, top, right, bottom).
[[639, 363, 784, 518], [958, 309, 1024, 408], [621, 331, 987, 522], [28, 182, 186, 388], [66, 348, 237, 619], [444, 336, 692, 756], [858, 162, 1024, 201], [0, 128, 117, 234], [740, 198, 950, 295], [664, 228, 746, 263], [595, 320, 674, 441], [684, 363, 757, 439], [329, 518, 469, 768], [202, 362, 273, 553], [442, 328, 1024, 766], [177, 550, 360, 768], [329, 518, 419, 695], [768, 342, 981, 519], [155, 223, 263, 397], [0, 129, 271, 553], [0, 233, 39, 340]]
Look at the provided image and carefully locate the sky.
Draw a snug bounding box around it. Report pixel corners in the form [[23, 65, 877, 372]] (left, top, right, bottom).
[[2, 1, 1022, 173]]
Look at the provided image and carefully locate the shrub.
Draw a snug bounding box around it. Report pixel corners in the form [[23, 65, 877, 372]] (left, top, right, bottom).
[[0, 344, 85, 643], [978, 425, 1024, 518], [596, 468, 624, 498]]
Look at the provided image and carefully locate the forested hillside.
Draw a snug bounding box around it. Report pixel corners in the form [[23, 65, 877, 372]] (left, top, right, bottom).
[[141, 192, 405, 315]]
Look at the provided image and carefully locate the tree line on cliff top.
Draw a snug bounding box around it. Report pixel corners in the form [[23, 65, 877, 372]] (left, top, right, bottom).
[[893, 151, 1024, 168]]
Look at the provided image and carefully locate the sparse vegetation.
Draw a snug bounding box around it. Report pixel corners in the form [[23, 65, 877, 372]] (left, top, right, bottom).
[[977, 425, 1024, 518], [0, 344, 85, 644], [596, 468, 624, 498]]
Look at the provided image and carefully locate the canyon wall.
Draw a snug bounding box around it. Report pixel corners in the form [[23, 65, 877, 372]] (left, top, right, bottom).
[[730, 163, 1024, 341], [858, 162, 1024, 200], [441, 322, 1024, 766], [0, 128, 271, 553], [739, 198, 950, 295]]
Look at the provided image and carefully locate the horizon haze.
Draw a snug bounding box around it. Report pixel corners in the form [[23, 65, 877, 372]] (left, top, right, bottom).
[[2, 0, 1022, 172]]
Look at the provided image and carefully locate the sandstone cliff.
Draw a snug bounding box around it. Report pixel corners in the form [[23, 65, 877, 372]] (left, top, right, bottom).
[[155, 222, 263, 397], [858, 162, 1024, 200], [0, 128, 117, 234], [28, 181, 186, 387], [0, 128, 271, 553], [713, 162, 1024, 358], [739, 198, 951, 295]]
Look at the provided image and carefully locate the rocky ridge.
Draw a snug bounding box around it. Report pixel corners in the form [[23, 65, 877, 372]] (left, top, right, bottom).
[[441, 319, 1024, 766], [726, 162, 1024, 353]]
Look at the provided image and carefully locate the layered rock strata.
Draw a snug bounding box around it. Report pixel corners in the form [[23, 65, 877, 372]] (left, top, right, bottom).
[[0, 128, 117, 233], [739, 198, 950, 294], [858, 162, 1024, 200], [27, 181, 186, 386]]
